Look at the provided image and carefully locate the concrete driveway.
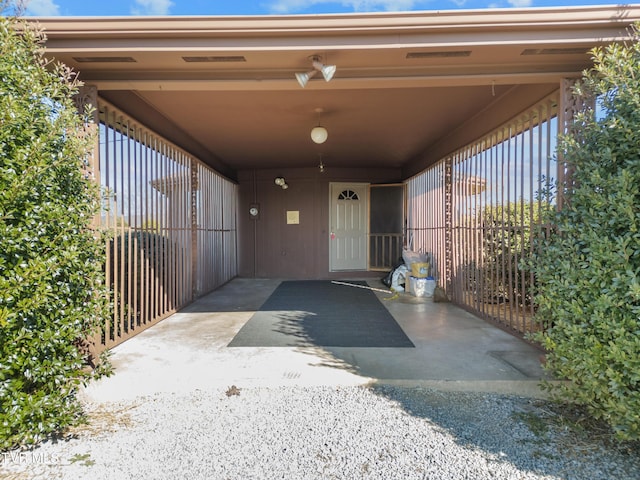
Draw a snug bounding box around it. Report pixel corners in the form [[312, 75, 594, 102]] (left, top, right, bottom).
[[81, 278, 548, 403]]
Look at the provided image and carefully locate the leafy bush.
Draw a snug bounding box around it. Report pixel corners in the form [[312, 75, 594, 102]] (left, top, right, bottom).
[[530, 26, 640, 441], [477, 201, 552, 306], [0, 13, 111, 449], [106, 230, 179, 341]]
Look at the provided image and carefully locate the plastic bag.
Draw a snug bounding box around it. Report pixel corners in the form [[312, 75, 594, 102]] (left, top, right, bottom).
[[402, 249, 428, 267], [391, 265, 408, 292], [381, 269, 393, 287], [382, 257, 404, 288]]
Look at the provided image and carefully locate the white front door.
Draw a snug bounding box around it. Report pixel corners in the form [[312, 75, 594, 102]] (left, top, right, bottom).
[[329, 182, 368, 271]]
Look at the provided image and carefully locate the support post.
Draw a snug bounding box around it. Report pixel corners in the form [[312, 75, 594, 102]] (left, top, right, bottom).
[[73, 85, 103, 359], [557, 78, 594, 210], [190, 159, 199, 300], [444, 155, 454, 296]]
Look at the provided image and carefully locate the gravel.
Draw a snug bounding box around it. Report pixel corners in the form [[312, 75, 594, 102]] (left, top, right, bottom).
[[1, 385, 639, 480]]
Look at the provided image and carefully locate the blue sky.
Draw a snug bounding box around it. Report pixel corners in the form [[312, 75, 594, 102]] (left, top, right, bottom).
[[22, 0, 629, 16]]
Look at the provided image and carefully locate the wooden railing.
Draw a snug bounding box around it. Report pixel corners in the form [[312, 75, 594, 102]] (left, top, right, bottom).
[[369, 233, 404, 271]]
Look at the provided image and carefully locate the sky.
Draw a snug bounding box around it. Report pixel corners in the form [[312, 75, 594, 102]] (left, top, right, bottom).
[[19, 0, 631, 17]]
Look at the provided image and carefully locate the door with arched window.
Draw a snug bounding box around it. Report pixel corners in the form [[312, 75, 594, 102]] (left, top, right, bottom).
[[329, 182, 368, 271]]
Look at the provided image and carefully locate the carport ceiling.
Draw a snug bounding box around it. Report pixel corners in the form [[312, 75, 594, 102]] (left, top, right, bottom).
[[37, 5, 640, 177]]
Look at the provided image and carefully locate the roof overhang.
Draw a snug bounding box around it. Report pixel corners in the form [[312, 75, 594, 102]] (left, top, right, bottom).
[[32, 5, 640, 179]]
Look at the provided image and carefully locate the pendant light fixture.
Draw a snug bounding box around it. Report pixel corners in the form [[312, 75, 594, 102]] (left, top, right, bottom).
[[310, 125, 328, 144], [310, 108, 328, 144]]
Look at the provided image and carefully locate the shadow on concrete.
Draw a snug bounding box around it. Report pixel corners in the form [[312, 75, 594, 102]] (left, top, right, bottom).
[[227, 280, 414, 348], [197, 277, 548, 386], [84, 277, 548, 401]]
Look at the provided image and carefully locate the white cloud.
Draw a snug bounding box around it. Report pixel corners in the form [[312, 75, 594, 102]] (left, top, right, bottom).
[[24, 0, 60, 16], [508, 0, 533, 6], [131, 0, 174, 15], [350, 0, 418, 10], [268, 0, 420, 14]]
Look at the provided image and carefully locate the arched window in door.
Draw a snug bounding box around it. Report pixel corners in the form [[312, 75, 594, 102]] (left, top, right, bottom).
[[338, 190, 359, 200]]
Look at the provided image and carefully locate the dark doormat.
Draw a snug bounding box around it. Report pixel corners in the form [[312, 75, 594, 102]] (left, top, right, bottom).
[[227, 280, 414, 348]]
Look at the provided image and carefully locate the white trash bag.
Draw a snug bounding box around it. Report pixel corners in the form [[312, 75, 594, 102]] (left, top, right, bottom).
[[391, 265, 408, 292]]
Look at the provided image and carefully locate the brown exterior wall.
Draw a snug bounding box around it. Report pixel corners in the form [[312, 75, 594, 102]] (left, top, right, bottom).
[[238, 167, 402, 279]]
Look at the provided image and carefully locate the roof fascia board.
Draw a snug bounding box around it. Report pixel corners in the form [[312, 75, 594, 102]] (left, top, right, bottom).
[[31, 5, 640, 40], [42, 27, 633, 52]]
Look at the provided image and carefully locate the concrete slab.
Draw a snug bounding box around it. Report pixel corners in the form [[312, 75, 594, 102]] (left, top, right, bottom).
[[80, 278, 549, 403]]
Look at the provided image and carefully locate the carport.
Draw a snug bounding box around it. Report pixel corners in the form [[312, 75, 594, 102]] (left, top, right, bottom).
[[34, 4, 640, 351], [81, 277, 549, 401]]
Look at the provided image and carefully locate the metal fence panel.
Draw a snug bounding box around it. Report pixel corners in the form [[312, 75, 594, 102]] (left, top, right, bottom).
[[97, 100, 237, 351], [407, 93, 559, 336]]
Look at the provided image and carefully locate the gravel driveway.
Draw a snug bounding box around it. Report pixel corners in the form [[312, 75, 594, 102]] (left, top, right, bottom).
[[1, 385, 638, 480]]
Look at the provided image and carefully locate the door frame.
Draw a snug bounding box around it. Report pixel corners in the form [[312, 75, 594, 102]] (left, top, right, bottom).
[[368, 183, 407, 271], [329, 182, 369, 272]]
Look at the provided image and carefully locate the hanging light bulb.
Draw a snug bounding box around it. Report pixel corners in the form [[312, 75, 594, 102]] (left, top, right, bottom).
[[310, 125, 328, 144], [310, 107, 328, 144]]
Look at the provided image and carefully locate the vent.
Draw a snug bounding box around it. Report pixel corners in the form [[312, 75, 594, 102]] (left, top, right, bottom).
[[182, 56, 247, 63], [406, 51, 471, 59], [73, 56, 137, 63], [521, 48, 590, 56]]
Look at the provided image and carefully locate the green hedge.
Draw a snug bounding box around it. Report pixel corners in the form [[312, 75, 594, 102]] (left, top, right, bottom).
[[106, 230, 178, 341], [0, 14, 111, 449], [530, 27, 640, 441], [474, 201, 552, 307]]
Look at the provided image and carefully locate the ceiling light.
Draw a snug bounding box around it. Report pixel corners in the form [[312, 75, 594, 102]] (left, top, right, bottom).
[[310, 108, 329, 144], [295, 55, 336, 87], [311, 126, 328, 144]]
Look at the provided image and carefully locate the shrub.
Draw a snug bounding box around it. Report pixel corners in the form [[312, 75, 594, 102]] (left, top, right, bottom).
[[106, 230, 178, 342], [530, 26, 640, 441], [0, 11, 111, 449], [477, 201, 552, 306]]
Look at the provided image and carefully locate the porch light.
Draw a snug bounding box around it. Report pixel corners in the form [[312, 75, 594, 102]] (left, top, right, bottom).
[[295, 55, 336, 88], [274, 177, 288, 189]]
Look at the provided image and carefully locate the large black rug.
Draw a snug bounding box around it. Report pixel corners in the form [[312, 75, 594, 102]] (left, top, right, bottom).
[[227, 280, 414, 348]]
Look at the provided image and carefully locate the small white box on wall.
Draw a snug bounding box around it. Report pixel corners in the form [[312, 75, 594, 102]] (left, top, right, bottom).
[[286, 210, 299, 224]]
